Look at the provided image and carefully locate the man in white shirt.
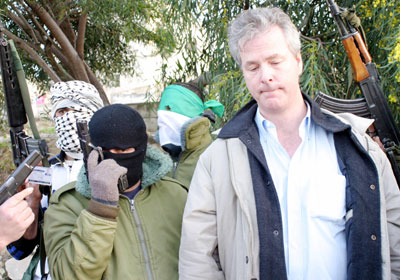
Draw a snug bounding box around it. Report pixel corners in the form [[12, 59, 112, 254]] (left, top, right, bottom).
[[179, 7, 400, 280]]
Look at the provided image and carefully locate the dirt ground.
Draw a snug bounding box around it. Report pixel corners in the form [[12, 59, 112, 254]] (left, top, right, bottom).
[[0, 249, 12, 280]]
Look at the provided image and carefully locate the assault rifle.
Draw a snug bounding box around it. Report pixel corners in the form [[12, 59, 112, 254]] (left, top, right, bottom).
[[76, 120, 129, 192], [0, 30, 50, 194], [0, 150, 42, 205], [315, 0, 400, 186]]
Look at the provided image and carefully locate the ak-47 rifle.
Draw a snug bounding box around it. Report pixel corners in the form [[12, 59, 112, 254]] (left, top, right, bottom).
[[315, 0, 400, 187], [0, 28, 50, 194]]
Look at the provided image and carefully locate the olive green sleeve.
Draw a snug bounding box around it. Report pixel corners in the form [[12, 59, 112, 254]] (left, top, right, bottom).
[[43, 191, 117, 279]]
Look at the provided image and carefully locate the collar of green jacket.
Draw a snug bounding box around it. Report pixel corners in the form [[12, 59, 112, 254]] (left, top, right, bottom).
[[75, 145, 173, 199]]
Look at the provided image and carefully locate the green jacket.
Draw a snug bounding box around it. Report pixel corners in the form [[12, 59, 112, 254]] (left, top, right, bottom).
[[170, 116, 213, 188], [43, 145, 188, 280]]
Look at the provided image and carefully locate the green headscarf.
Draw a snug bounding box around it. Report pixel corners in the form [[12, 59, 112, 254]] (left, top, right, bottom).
[[158, 85, 224, 118]]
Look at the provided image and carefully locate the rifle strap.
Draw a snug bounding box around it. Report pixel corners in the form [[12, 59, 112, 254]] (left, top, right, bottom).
[[39, 209, 48, 280], [342, 8, 361, 28], [342, 8, 368, 49]]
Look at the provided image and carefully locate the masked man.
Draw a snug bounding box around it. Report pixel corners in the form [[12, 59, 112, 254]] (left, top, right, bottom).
[[43, 104, 187, 279], [157, 82, 224, 187], [7, 80, 103, 280]]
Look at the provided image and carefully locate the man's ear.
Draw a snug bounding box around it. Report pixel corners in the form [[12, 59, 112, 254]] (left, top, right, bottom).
[[296, 52, 303, 75]]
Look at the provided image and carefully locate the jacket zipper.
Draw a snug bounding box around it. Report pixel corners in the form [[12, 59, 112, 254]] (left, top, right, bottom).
[[173, 154, 181, 178], [130, 199, 154, 280]]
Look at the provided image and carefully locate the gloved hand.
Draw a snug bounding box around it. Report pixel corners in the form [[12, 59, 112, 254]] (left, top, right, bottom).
[[87, 150, 127, 206], [181, 116, 212, 150]]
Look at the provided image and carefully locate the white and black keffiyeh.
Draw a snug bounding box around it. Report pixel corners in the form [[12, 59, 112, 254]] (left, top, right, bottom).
[[54, 106, 93, 154], [50, 81, 104, 155], [50, 80, 103, 119]]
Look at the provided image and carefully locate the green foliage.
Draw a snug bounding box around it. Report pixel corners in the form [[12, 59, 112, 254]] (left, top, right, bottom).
[[1, 0, 399, 129], [0, 0, 177, 89], [80, 0, 175, 86], [163, 0, 400, 127], [160, 0, 247, 128], [39, 126, 55, 134]]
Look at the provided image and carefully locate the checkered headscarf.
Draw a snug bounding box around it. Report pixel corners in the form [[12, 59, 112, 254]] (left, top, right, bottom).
[[50, 81, 104, 154], [50, 80, 103, 119]]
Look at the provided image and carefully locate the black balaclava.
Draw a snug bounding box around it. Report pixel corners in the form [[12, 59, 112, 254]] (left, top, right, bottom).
[[89, 104, 148, 189]]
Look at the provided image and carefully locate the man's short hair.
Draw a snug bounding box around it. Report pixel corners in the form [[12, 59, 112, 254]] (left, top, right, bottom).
[[173, 82, 204, 102], [228, 7, 301, 67]]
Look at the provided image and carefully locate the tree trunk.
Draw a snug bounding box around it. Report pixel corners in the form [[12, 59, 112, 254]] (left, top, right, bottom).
[[84, 62, 110, 105], [26, 1, 90, 82]]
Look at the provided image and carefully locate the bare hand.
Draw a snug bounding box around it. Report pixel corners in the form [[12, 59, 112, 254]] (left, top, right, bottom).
[[368, 124, 385, 151], [0, 188, 35, 250], [20, 179, 42, 209]]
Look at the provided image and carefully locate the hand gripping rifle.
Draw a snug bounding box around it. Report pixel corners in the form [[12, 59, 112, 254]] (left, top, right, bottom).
[[0, 29, 50, 195], [315, 0, 400, 187]]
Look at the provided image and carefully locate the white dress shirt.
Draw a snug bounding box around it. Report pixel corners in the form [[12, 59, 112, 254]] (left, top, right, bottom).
[[255, 104, 347, 280]]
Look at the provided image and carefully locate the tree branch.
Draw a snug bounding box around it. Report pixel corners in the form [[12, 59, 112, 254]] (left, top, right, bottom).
[[6, 7, 33, 41], [45, 41, 74, 81], [300, 32, 336, 44], [46, 1, 76, 45], [84, 62, 110, 105], [23, 1, 53, 45], [6, 9, 55, 60], [1, 28, 61, 82], [60, 17, 77, 47], [50, 44, 75, 77], [25, 0, 89, 82], [76, 12, 87, 59]]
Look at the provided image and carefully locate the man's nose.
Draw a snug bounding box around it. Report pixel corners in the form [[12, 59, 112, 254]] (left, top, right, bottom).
[[260, 66, 273, 83]]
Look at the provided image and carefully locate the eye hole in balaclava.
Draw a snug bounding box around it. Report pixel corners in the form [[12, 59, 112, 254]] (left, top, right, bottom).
[[89, 104, 148, 188]]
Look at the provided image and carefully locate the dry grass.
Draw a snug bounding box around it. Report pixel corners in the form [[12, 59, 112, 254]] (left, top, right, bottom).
[[0, 141, 15, 183]]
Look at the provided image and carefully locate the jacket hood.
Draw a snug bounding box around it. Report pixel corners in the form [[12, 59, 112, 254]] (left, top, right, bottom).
[[218, 93, 352, 139], [75, 145, 172, 199]]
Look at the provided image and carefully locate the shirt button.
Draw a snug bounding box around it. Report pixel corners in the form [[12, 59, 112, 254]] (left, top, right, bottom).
[[371, 235, 377, 241], [273, 230, 279, 236], [370, 185, 376, 190]]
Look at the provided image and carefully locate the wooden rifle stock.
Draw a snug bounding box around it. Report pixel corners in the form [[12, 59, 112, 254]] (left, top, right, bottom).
[[353, 32, 372, 63], [342, 36, 369, 82]]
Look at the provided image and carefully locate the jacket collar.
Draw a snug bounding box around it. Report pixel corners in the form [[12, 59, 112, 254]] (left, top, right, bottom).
[[75, 145, 173, 199], [49, 151, 66, 165], [218, 93, 351, 139]]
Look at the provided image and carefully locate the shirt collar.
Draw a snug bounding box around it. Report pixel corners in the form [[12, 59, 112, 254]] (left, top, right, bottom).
[[255, 101, 312, 141]]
